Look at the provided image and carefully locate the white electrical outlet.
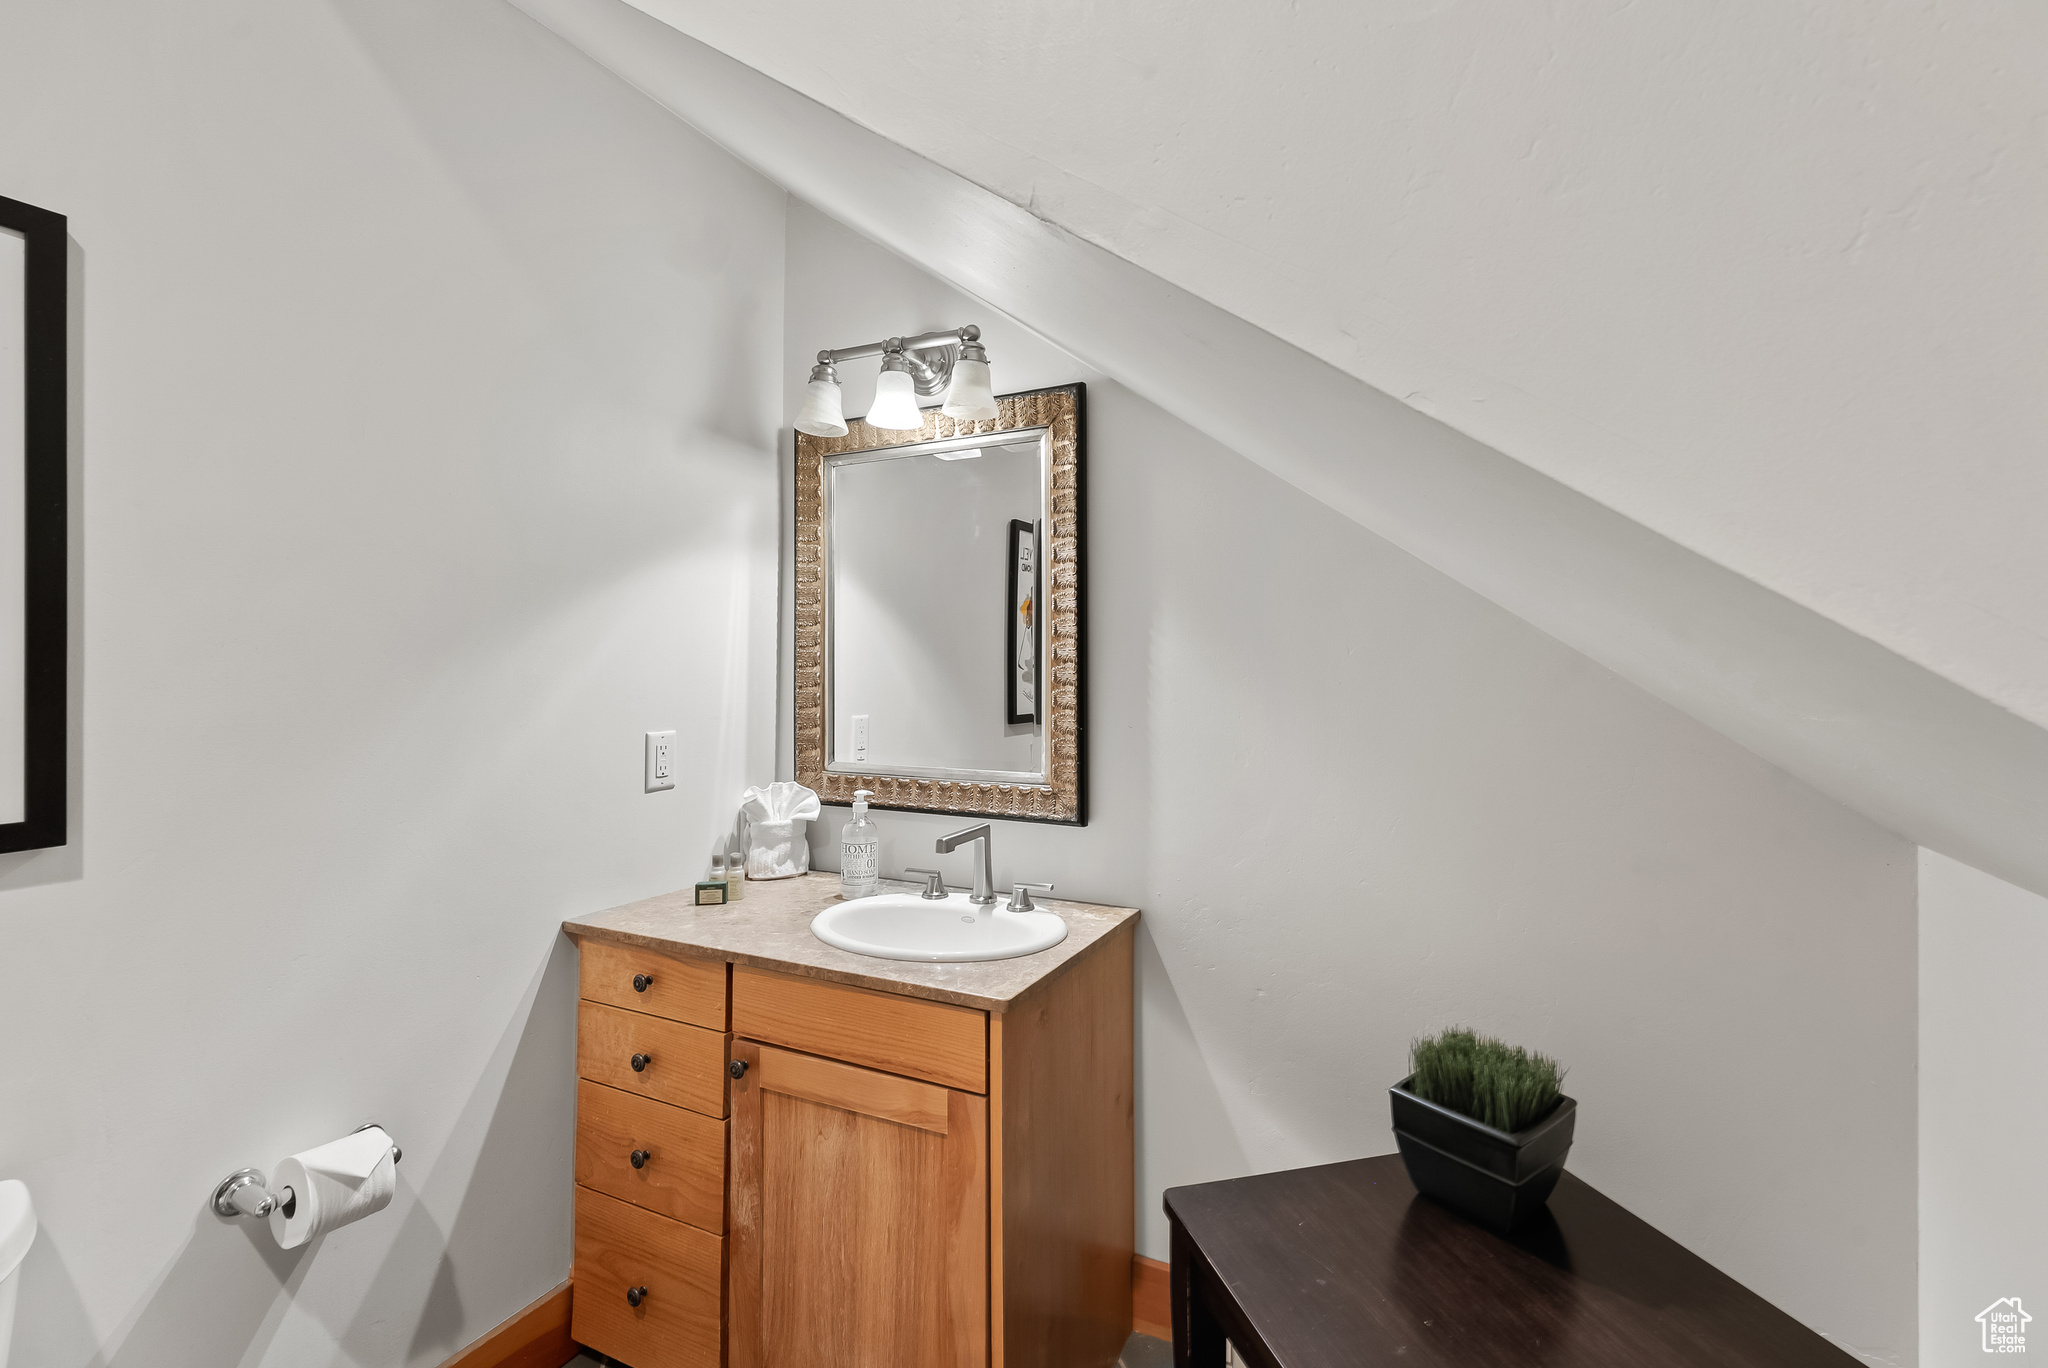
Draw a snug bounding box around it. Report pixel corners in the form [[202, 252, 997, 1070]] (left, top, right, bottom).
[[852, 714, 870, 760], [645, 731, 676, 792]]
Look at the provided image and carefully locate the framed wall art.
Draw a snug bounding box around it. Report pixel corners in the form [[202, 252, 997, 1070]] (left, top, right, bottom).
[[0, 193, 67, 852]]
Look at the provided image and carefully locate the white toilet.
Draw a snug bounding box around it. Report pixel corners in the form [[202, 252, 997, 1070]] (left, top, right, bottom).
[[0, 1181, 33, 1368]]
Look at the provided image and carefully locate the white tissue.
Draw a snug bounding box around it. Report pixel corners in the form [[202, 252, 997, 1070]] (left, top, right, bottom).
[[266, 1127, 397, 1250], [740, 781, 821, 880]]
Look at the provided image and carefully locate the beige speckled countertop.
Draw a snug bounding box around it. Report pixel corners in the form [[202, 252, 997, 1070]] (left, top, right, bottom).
[[562, 871, 1139, 1013]]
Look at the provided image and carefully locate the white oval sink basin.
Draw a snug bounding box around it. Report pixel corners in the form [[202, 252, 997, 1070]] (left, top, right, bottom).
[[812, 892, 1069, 963]]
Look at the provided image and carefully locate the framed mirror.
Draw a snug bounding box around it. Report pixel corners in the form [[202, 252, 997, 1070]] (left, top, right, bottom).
[[794, 384, 1084, 824], [0, 194, 66, 853]]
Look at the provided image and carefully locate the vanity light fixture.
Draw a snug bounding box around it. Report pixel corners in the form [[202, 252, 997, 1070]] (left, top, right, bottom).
[[793, 325, 998, 437]]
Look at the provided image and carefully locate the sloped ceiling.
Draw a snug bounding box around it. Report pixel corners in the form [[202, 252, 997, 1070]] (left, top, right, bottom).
[[613, 0, 2048, 737], [511, 0, 2048, 898]]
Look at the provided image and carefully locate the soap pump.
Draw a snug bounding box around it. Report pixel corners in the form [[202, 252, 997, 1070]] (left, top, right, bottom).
[[839, 790, 880, 900]]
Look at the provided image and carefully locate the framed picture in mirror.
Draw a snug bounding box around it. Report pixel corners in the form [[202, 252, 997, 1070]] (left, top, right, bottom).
[[794, 383, 1084, 825], [1006, 518, 1040, 727], [0, 193, 67, 853]]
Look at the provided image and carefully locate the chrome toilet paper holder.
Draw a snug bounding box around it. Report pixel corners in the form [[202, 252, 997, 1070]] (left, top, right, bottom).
[[211, 1122, 401, 1220]]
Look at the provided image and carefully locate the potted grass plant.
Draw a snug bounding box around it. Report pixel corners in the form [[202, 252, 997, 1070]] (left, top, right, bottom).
[[1389, 1027, 1576, 1234]]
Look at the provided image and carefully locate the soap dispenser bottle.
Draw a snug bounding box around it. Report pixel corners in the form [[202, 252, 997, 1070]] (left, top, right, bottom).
[[839, 790, 880, 900]]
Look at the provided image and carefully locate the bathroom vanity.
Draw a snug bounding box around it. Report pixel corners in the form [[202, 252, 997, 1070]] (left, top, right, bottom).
[[561, 873, 1138, 1368]]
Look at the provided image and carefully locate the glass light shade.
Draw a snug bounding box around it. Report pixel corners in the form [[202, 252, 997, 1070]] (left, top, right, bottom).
[[940, 358, 998, 421], [794, 377, 848, 437], [865, 369, 926, 431]]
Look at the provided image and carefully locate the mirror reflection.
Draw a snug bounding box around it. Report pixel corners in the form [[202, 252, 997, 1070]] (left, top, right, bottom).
[[828, 431, 1049, 782]]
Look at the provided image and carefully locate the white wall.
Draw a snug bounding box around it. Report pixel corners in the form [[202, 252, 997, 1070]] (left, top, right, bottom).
[[0, 3, 783, 1365], [1920, 851, 2048, 1368], [787, 201, 1919, 1364], [638, 0, 2048, 738]]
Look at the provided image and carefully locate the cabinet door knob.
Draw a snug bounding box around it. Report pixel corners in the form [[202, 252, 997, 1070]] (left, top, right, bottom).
[[632, 973, 654, 992], [630, 1149, 650, 1169], [728, 1059, 748, 1079], [626, 1285, 647, 1308], [630, 1053, 652, 1072]]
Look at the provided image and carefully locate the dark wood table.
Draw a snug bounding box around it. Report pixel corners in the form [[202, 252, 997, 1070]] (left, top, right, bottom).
[[1163, 1154, 1858, 1368]]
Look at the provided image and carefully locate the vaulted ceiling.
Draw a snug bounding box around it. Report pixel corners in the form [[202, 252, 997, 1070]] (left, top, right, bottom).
[[513, 0, 2048, 897]]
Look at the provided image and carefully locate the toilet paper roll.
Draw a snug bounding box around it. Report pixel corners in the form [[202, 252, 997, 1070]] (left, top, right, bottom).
[[267, 1127, 396, 1250]]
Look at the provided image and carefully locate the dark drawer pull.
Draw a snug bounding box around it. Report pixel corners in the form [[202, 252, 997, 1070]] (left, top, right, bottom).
[[630, 1053, 651, 1072], [633, 973, 654, 992], [626, 1285, 647, 1308], [728, 1059, 748, 1079], [630, 1149, 650, 1169]]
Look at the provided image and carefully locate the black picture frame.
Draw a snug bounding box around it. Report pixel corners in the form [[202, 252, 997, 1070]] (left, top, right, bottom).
[[1005, 517, 1042, 726], [0, 193, 67, 853]]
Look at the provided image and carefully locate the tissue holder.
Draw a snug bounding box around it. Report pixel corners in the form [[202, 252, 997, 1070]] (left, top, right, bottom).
[[739, 782, 822, 880]]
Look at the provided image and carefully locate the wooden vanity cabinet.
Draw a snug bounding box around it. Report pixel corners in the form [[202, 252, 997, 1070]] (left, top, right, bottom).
[[569, 920, 1135, 1368]]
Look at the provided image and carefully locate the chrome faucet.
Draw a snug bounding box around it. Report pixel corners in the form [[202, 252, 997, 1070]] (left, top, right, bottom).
[[934, 823, 997, 905]]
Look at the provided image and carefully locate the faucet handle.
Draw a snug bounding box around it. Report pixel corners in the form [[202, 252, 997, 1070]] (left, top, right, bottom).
[[1006, 882, 1055, 913], [905, 868, 948, 900]]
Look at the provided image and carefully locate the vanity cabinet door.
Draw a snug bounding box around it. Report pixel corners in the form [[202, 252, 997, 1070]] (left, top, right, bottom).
[[728, 1040, 988, 1368]]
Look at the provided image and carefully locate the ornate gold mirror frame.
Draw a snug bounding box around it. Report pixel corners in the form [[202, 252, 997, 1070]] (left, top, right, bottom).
[[794, 384, 1085, 824]]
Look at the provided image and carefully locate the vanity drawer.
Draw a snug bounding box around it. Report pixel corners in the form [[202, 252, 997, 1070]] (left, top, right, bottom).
[[573, 1184, 723, 1368], [579, 1001, 730, 1118], [732, 965, 986, 1093], [580, 939, 727, 1030], [577, 1079, 726, 1233]]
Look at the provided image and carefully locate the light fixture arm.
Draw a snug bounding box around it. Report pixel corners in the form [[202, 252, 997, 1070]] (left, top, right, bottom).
[[815, 324, 979, 368]]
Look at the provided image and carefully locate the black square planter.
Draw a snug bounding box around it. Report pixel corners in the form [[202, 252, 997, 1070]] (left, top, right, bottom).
[[1389, 1075, 1577, 1234]]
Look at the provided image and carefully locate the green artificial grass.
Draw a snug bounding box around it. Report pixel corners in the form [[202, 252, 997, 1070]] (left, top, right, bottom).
[[1408, 1027, 1565, 1133]]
